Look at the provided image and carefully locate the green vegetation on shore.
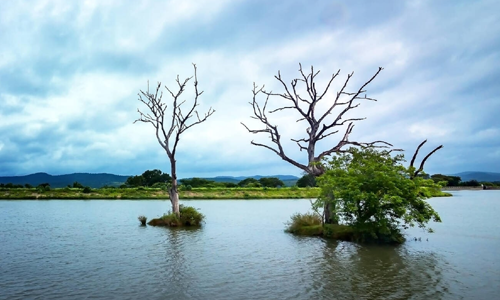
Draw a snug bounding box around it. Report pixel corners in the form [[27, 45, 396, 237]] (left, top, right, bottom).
[[0, 186, 451, 200], [0, 186, 322, 200]]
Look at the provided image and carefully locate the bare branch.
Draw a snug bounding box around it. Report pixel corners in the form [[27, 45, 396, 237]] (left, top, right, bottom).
[[134, 63, 215, 179], [409, 141, 443, 179], [243, 64, 392, 177], [410, 139, 427, 169]]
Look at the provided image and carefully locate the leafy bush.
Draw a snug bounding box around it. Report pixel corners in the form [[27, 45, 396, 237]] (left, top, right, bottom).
[[315, 147, 442, 243], [82, 186, 92, 193], [296, 174, 317, 187]]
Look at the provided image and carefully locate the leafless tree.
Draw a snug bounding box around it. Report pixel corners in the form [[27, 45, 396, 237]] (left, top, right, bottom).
[[135, 64, 215, 216], [409, 140, 443, 179], [242, 64, 392, 223]]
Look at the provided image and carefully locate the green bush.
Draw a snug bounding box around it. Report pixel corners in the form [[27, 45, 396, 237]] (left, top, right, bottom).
[[151, 182, 168, 189], [82, 186, 92, 193], [138, 215, 147, 225], [179, 205, 204, 225], [160, 205, 204, 226], [285, 212, 322, 234], [180, 184, 192, 191], [323, 224, 354, 240]]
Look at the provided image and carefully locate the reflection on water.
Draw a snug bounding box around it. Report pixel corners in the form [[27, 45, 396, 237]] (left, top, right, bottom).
[[0, 193, 499, 300], [322, 241, 448, 300], [282, 237, 449, 300]]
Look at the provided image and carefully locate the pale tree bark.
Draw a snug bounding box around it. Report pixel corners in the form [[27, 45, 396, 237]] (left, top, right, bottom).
[[135, 64, 215, 217], [242, 64, 392, 223]]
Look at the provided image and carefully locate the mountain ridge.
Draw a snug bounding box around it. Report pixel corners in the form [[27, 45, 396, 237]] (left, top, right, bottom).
[[0, 173, 300, 188], [450, 171, 500, 182]]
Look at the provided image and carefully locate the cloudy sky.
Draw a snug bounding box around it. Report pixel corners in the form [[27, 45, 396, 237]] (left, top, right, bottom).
[[0, 0, 499, 178]]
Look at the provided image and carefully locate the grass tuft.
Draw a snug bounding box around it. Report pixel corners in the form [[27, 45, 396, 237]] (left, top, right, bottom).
[[149, 205, 204, 227], [285, 212, 322, 234]]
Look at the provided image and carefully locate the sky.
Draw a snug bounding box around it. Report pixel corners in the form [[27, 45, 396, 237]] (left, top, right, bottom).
[[0, 0, 499, 178]]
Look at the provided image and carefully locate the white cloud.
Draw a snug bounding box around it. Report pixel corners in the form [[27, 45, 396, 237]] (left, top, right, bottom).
[[0, 0, 499, 176]]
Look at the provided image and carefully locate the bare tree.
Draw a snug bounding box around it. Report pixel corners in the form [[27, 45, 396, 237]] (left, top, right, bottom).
[[409, 140, 443, 179], [135, 64, 215, 216], [242, 64, 392, 223]]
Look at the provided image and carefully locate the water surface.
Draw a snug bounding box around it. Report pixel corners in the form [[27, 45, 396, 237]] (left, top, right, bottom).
[[1, 191, 499, 299]]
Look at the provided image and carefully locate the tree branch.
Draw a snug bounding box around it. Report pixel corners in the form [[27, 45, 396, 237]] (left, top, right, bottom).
[[409, 140, 443, 179], [243, 64, 392, 176]]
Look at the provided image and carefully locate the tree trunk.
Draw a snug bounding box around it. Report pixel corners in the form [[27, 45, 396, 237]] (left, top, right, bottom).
[[324, 203, 333, 224], [169, 159, 180, 217], [168, 185, 180, 217], [323, 195, 339, 225]]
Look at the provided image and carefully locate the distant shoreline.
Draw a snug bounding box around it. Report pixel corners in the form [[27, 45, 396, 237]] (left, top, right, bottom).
[[441, 186, 499, 190], [0, 186, 451, 200]]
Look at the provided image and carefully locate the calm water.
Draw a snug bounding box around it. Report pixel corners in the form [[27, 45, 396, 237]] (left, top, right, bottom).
[[1, 191, 499, 300]]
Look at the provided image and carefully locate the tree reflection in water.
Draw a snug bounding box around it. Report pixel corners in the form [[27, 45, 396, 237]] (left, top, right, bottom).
[[308, 240, 450, 300], [157, 227, 203, 299]]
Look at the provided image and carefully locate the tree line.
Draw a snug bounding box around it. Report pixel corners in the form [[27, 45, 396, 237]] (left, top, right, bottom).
[[429, 174, 499, 187], [122, 169, 286, 188], [295, 173, 500, 188]]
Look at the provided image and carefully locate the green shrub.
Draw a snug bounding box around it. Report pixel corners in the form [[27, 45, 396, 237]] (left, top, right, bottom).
[[179, 184, 192, 191], [82, 186, 92, 193], [73, 181, 84, 188], [322, 224, 355, 240], [179, 205, 204, 225], [160, 205, 204, 226], [285, 212, 322, 234], [138, 215, 147, 225]]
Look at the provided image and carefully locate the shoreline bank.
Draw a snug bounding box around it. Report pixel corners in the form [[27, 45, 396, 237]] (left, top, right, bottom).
[[0, 186, 451, 200]]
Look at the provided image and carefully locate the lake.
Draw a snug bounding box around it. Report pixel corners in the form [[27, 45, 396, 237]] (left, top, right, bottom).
[[1, 191, 499, 300]]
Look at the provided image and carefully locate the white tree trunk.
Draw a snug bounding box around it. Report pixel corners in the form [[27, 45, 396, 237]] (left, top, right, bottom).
[[168, 179, 180, 217]]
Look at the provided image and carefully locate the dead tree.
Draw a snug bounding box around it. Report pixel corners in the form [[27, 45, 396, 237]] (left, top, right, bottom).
[[409, 140, 443, 179], [241, 64, 392, 223], [135, 64, 215, 217]]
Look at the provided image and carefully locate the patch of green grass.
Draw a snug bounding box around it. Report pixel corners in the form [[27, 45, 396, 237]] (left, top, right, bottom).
[[285, 212, 322, 234], [0, 186, 451, 200], [149, 205, 204, 227]]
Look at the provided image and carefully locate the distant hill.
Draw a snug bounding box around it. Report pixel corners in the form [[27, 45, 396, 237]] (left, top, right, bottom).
[[0, 173, 301, 188], [0, 173, 130, 188], [451, 172, 500, 182]]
